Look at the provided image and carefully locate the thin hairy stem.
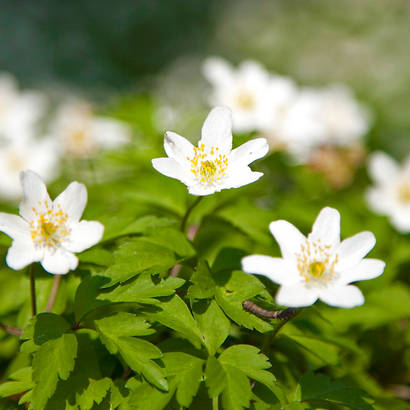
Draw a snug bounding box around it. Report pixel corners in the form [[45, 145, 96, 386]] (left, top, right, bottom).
[[180, 196, 203, 234], [242, 300, 298, 320], [0, 322, 22, 337], [29, 264, 37, 316], [45, 275, 62, 312]]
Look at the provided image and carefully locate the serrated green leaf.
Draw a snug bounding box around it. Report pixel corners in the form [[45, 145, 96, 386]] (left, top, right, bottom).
[[104, 238, 177, 285], [74, 275, 112, 322], [100, 272, 185, 304], [144, 295, 202, 348], [0, 367, 32, 398], [78, 248, 114, 266], [296, 372, 374, 410], [32, 333, 78, 409], [214, 271, 273, 333], [205, 356, 226, 398], [163, 351, 204, 408], [76, 378, 112, 410], [192, 299, 230, 355], [22, 313, 71, 344], [188, 260, 216, 300], [95, 316, 167, 391]]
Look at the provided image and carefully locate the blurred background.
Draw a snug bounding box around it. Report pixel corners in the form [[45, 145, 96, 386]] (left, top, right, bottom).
[[0, 0, 409, 154]]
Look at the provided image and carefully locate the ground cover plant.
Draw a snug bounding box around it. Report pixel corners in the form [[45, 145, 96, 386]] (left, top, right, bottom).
[[0, 37, 409, 410]]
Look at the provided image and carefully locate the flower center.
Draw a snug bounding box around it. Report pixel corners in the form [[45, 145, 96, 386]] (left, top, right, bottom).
[[30, 200, 70, 248], [188, 144, 228, 184], [296, 239, 338, 285], [308, 261, 326, 277], [236, 91, 255, 110], [398, 182, 410, 204]]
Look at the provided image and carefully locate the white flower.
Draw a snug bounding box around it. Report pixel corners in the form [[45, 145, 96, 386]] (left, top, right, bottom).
[[278, 85, 370, 162], [0, 73, 46, 142], [0, 170, 104, 274], [51, 101, 130, 158], [0, 139, 60, 201], [366, 152, 410, 233], [152, 106, 269, 196], [242, 207, 385, 308], [202, 57, 274, 133]]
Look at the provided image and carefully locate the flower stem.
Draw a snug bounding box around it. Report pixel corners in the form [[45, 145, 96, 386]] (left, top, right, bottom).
[[0, 322, 22, 337], [45, 275, 62, 312], [29, 264, 37, 316], [212, 397, 219, 410], [180, 196, 203, 234]]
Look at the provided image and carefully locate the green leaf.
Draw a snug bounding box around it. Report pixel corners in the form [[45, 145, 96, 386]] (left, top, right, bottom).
[[205, 345, 279, 410], [76, 378, 112, 410], [100, 272, 185, 304], [295, 372, 374, 410], [78, 248, 114, 266], [192, 299, 230, 355], [214, 270, 273, 333], [188, 260, 216, 301], [32, 333, 78, 409], [0, 367, 33, 398], [163, 351, 204, 408], [144, 295, 203, 348], [95, 314, 167, 391], [103, 238, 177, 285], [74, 275, 112, 322]]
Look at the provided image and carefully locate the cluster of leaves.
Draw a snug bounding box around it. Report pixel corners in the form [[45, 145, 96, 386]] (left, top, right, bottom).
[[0, 97, 409, 409]]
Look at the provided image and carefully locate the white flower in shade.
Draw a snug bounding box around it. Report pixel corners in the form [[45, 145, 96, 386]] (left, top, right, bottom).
[[242, 207, 385, 308], [202, 57, 274, 133], [152, 106, 269, 196], [0, 73, 46, 142], [0, 170, 104, 274], [366, 152, 410, 233], [0, 139, 59, 201], [51, 102, 130, 158], [278, 85, 370, 162]]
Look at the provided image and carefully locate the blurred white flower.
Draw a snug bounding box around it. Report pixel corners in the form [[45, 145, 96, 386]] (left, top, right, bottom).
[[152, 106, 268, 196], [0, 73, 46, 142], [202, 57, 275, 133], [0, 170, 104, 275], [0, 139, 59, 200], [366, 152, 410, 233], [51, 102, 131, 158], [242, 207, 385, 308], [276, 85, 370, 162]]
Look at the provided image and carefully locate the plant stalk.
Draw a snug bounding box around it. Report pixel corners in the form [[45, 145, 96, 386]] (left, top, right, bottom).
[[29, 264, 37, 316], [45, 275, 62, 312], [180, 196, 203, 234]]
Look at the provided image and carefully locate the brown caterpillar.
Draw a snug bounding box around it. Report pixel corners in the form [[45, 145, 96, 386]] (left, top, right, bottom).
[[242, 300, 298, 320]]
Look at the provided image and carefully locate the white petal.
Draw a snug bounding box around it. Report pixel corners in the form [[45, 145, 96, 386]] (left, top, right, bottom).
[[269, 220, 306, 263], [275, 283, 319, 307], [241, 255, 298, 285], [152, 158, 188, 183], [391, 210, 410, 233], [6, 239, 41, 270], [340, 259, 385, 285], [319, 285, 364, 308], [223, 166, 263, 189], [19, 170, 51, 221], [368, 152, 399, 186], [202, 57, 233, 86], [188, 184, 217, 196], [229, 138, 269, 166], [164, 131, 194, 164], [199, 107, 232, 154], [365, 187, 391, 215], [41, 248, 79, 275], [309, 207, 340, 247], [64, 220, 104, 253], [336, 231, 376, 271], [0, 213, 29, 241], [53, 182, 87, 222]]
